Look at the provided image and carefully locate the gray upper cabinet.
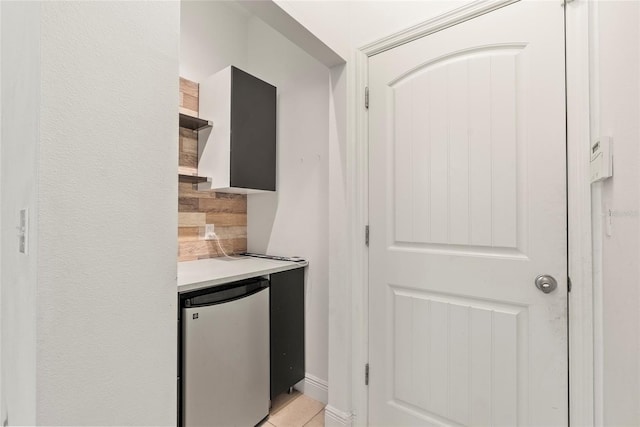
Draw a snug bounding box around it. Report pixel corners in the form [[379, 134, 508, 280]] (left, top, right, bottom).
[[197, 66, 276, 193]]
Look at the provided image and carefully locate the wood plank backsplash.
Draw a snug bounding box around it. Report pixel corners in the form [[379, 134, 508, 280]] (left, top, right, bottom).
[[178, 77, 247, 261]]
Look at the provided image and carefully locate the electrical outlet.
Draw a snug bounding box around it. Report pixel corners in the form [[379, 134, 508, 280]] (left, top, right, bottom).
[[205, 224, 215, 240]]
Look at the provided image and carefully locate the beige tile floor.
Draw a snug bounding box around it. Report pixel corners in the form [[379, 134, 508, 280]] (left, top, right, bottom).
[[264, 390, 325, 427]]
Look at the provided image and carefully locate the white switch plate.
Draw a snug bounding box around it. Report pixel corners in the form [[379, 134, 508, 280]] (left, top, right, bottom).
[[19, 208, 28, 254], [590, 136, 613, 183]]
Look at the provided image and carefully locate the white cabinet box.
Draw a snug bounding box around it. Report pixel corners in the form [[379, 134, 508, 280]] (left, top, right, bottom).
[[197, 66, 277, 193]]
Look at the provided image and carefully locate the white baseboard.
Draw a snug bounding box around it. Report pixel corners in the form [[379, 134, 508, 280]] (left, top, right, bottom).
[[294, 373, 328, 404], [324, 405, 353, 426], [293, 373, 353, 426]]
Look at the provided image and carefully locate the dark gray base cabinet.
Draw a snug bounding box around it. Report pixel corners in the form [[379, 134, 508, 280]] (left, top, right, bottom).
[[270, 268, 305, 399]]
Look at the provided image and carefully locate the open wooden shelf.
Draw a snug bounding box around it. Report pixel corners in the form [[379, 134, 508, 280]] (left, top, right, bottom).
[[178, 174, 210, 184], [179, 113, 212, 131]]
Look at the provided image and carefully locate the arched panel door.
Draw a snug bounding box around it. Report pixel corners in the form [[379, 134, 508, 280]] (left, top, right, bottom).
[[368, 1, 567, 425]]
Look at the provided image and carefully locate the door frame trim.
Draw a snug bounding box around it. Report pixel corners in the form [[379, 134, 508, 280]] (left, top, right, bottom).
[[566, 1, 596, 425], [359, 0, 518, 56], [349, 0, 594, 424]]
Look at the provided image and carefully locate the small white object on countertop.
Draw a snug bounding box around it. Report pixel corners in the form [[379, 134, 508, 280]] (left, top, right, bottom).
[[178, 256, 308, 294]]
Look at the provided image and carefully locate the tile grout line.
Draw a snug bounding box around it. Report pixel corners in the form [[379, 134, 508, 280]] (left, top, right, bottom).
[[301, 406, 326, 427], [268, 393, 325, 427], [269, 392, 303, 417]]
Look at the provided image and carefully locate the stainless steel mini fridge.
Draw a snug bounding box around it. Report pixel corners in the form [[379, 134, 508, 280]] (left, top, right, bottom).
[[181, 278, 270, 427]]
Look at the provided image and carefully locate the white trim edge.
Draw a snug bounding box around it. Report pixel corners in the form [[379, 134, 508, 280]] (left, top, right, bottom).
[[359, 0, 518, 56], [566, 1, 595, 426], [297, 373, 328, 404], [350, 47, 370, 426], [325, 405, 354, 426]]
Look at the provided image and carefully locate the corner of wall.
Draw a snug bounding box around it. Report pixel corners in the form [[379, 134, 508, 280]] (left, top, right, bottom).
[[295, 374, 328, 404], [324, 405, 354, 426]]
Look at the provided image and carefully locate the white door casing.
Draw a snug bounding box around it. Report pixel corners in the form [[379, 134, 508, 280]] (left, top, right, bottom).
[[368, 1, 567, 426]]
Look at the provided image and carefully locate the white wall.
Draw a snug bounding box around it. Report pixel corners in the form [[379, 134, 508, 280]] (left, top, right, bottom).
[[325, 63, 350, 422], [246, 16, 330, 402], [180, 0, 331, 403], [2, 1, 180, 425], [590, 2, 640, 425], [180, 1, 249, 81], [35, 2, 179, 424], [1, 2, 41, 425]]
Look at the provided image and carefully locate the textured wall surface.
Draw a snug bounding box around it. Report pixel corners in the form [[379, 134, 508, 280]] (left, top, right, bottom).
[[1, 2, 41, 425], [592, 2, 640, 425], [246, 17, 330, 402], [178, 77, 247, 261], [180, 1, 249, 83], [36, 2, 179, 425]]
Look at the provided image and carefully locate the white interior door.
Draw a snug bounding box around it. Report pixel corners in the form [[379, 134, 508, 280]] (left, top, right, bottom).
[[368, 1, 567, 425]]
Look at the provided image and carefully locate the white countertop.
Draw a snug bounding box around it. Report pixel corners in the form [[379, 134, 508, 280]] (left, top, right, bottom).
[[177, 256, 308, 293]]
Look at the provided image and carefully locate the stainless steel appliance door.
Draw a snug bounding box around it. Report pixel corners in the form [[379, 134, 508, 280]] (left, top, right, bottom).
[[182, 287, 269, 427]]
